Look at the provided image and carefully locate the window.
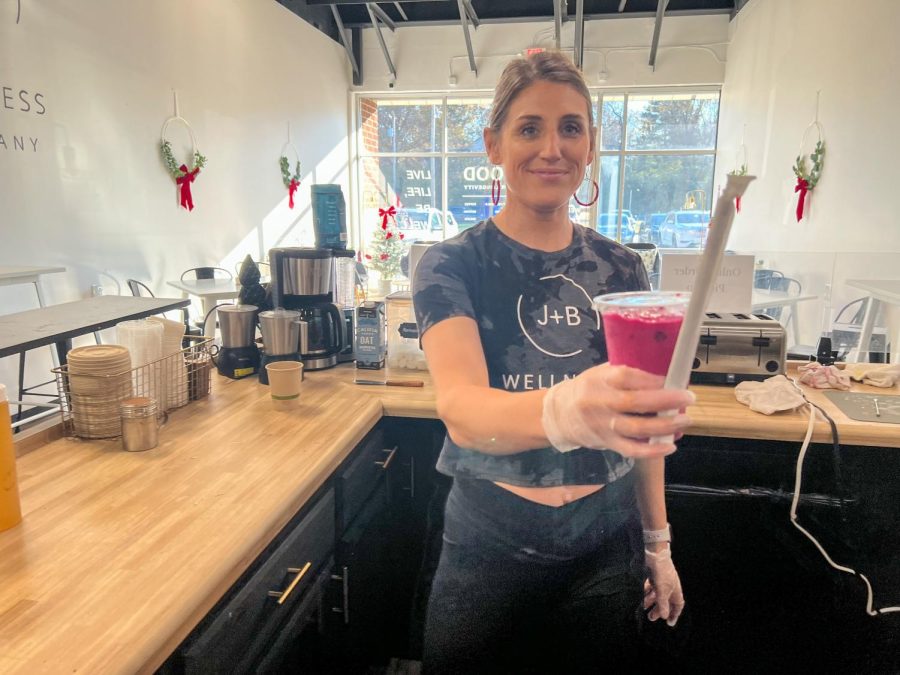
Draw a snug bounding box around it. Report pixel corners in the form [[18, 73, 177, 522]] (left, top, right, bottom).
[[356, 90, 719, 256], [596, 91, 720, 247], [358, 97, 497, 256]]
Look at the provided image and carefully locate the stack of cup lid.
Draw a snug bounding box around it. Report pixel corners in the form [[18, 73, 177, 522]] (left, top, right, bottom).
[[67, 345, 133, 438]]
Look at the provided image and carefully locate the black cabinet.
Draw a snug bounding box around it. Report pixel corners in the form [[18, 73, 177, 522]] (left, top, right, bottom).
[[329, 482, 401, 670], [329, 425, 408, 670], [257, 563, 335, 673], [162, 420, 448, 675], [181, 490, 336, 675], [334, 427, 392, 533]]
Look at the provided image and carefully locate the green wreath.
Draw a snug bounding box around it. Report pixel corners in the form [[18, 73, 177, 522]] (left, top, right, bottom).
[[792, 140, 824, 189], [161, 140, 207, 179], [280, 156, 301, 188]]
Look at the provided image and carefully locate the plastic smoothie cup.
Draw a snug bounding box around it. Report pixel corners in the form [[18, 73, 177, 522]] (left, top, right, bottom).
[[592, 291, 690, 376]]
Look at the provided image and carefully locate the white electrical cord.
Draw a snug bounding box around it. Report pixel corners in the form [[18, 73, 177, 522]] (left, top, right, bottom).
[[786, 376, 900, 616]]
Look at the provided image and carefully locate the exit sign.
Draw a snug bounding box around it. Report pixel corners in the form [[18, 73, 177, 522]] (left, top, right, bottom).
[[524, 48, 545, 56]]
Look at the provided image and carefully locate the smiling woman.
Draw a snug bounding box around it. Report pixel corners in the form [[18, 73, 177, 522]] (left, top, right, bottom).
[[413, 50, 695, 673]]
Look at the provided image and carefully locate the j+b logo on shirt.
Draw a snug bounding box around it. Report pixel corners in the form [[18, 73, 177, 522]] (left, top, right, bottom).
[[536, 305, 582, 326]]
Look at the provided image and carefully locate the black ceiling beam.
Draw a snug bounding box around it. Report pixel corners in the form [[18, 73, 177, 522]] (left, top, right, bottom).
[[392, 2, 409, 20], [368, 2, 397, 30], [340, 8, 730, 29], [307, 0, 443, 4]]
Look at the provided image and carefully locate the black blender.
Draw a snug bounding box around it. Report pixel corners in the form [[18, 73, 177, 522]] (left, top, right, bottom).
[[269, 247, 344, 370], [214, 304, 261, 379], [258, 309, 303, 385]]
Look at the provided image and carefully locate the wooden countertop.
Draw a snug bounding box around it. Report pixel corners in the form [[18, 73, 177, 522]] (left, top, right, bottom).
[[2, 364, 898, 674]]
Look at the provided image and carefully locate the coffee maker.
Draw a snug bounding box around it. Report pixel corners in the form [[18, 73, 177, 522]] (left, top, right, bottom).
[[215, 305, 261, 379], [269, 247, 344, 370]]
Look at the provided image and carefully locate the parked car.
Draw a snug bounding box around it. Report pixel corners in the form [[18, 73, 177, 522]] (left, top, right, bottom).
[[644, 213, 667, 244], [659, 210, 710, 248], [395, 208, 460, 242], [596, 211, 636, 242]]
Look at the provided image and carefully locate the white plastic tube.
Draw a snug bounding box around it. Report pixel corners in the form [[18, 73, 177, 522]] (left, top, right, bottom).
[[653, 174, 755, 443]]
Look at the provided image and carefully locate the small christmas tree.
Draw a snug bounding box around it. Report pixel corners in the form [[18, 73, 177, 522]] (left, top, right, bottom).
[[365, 210, 405, 280]]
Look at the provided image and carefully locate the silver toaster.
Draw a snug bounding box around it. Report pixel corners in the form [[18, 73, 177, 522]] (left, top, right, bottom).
[[690, 312, 787, 385]]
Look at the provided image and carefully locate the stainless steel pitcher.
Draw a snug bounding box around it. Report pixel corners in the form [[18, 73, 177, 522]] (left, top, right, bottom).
[[259, 309, 302, 355], [217, 305, 258, 348]]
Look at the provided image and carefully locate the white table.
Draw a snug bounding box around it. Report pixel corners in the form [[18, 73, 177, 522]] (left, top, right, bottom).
[[166, 278, 239, 338], [0, 295, 189, 429], [751, 289, 818, 346], [0, 265, 65, 304], [0, 266, 66, 425], [846, 279, 900, 364]]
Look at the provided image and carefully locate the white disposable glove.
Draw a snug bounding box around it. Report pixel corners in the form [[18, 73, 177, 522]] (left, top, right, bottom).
[[541, 363, 694, 459], [643, 547, 685, 627]]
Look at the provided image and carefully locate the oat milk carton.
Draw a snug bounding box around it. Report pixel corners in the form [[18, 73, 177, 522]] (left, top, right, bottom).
[[355, 301, 386, 369]]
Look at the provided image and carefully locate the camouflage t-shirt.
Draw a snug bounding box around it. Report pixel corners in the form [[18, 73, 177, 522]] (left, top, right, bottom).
[[413, 218, 650, 487]]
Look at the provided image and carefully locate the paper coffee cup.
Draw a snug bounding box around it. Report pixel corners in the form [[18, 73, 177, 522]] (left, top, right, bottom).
[[265, 361, 303, 407]]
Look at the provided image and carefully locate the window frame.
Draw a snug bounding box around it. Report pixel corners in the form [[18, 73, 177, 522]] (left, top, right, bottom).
[[593, 86, 722, 242], [352, 86, 721, 249]]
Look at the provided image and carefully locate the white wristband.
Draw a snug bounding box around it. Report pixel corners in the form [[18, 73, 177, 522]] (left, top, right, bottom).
[[642, 523, 672, 545]]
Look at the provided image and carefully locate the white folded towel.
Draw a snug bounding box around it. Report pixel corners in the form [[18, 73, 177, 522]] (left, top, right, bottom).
[[844, 363, 900, 388]]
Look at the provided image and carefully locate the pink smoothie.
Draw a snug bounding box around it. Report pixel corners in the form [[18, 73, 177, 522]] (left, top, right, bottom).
[[602, 311, 684, 376]]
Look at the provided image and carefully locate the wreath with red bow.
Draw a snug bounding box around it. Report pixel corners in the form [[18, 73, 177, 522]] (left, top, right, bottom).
[[792, 140, 824, 222], [161, 140, 206, 211], [280, 156, 302, 209]]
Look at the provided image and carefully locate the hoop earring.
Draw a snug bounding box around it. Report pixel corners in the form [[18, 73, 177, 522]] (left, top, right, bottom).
[[491, 178, 502, 206], [573, 175, 599, 207]]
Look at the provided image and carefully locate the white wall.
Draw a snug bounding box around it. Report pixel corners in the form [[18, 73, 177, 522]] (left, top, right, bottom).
[[355, 14, 730, 92], [0, 0, 350, 395], [716, 0, 900, 349], [717, 0, 900, 253]]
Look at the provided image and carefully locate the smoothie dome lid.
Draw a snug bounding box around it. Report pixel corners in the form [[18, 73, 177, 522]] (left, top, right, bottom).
[[591, 291, 690, 311]]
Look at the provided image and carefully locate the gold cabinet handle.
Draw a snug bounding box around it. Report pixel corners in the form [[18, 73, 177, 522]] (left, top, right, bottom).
[[375, 446, 398, 470], [267, 561, 312, 605]]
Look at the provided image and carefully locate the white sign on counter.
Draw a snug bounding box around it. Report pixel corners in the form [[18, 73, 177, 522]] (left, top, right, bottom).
[[659, 253, 754, 313]]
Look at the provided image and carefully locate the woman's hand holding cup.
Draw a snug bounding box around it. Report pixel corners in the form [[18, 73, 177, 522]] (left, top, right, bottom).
[[541, 363, 694, 457]]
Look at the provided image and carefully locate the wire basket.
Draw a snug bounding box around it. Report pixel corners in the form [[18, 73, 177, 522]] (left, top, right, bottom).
[[53, 336, 213, 440]]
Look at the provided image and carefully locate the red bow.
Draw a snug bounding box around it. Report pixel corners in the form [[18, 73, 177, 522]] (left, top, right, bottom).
[[288, 179, 299, 209], [794, 177, 809, 222], [379, 205, 396, 228], [176, 164, 199, 211]]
